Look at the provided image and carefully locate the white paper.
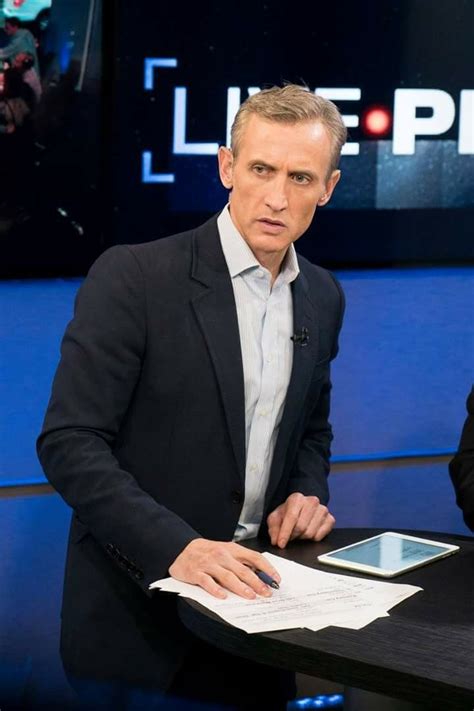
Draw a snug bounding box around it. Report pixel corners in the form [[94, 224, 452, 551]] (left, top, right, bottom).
[[150, 552, 421, 634]]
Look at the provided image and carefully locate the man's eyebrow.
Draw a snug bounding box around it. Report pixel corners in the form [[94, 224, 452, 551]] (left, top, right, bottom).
[[247, 160, 320, 181], [291, 168, 317, 177], [248, 159, 275, 169]]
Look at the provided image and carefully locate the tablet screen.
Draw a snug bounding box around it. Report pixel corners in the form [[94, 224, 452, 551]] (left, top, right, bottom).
[[318, 532, 459, 576]]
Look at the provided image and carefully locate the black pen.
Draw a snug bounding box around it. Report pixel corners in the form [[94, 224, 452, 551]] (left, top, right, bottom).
[[255, 570, 280, 590]]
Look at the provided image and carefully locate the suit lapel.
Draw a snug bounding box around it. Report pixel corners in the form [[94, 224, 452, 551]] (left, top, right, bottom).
[[190, 218, 246, 483], [265, 268, 320, 505], [188, 217, 320, 495]]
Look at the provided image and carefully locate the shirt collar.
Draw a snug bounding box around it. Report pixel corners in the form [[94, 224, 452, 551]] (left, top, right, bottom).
[[217, 205, 300, 283]]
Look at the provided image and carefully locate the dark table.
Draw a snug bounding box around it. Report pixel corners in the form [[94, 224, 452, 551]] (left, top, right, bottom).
[[178, 528, 474, 710]]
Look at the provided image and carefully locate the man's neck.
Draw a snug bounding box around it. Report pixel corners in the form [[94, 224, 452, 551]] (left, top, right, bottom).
[[253, 250, 287, 287]]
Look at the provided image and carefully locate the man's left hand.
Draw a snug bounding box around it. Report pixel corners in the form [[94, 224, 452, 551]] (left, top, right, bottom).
[[267, 492, 335, 548]]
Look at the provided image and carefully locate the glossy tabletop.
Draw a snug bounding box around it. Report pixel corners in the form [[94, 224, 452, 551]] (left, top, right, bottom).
[[178, 528, 474, 709]]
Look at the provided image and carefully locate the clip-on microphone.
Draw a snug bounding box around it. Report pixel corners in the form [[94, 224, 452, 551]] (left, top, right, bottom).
[[291, 327, 309, 347]]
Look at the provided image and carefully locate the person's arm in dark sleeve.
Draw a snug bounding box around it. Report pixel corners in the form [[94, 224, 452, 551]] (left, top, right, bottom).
[[285, 369, 334, 504], [37, 246, 200, 593], [449, 387, 474, 531]]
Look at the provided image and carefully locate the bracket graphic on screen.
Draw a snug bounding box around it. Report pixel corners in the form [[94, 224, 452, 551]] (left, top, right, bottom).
[[142, 58, 178, 183]]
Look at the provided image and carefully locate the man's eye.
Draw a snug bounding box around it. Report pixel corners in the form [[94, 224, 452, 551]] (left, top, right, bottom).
[[293, 174, 310, 184], [253, 165, 267, 174]]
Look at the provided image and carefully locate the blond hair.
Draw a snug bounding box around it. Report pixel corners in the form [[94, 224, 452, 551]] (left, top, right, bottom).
[[230, 84, 347, 174]]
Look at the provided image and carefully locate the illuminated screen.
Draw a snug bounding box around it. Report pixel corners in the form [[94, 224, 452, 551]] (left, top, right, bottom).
[[0, 0, 104, 277], [109, 0, 474, 267], [325, 533, 453, 571], [2, 0, 472, 275]]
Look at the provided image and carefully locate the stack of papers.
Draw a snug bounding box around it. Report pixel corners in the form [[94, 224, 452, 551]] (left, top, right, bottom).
[[150, 552, 421, 634]]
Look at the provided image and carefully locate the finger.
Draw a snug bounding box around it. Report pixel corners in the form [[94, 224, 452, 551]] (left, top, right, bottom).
[[287, 498, 321, 539], [313, 512, 336, 541], [221, 555, 273, 596], [200, 548, 267, 597], [211, 567, 260, 599], [294, 502, 328, 540], [194, 547, 263, 598], [235, 563, 274, 597], [277, 494, 305, 548], [302, 510, 335, 541], [193, 571, 228, 599], [299, 511, 328, 541], [276, 516, 297, 548], [236, 548, 282, 585], [266, 509, 284, 546]]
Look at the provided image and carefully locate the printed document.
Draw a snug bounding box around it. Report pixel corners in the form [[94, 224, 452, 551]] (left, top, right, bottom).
[[150, 552, 421, 634]]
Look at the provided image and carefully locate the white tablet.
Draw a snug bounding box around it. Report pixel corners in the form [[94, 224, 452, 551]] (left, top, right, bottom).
[[317, 532, 459, 578]]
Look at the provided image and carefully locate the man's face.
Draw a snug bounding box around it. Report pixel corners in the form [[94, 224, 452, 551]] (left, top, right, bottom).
[[218, 114, 340, 262], [5, 23, 17, 36]]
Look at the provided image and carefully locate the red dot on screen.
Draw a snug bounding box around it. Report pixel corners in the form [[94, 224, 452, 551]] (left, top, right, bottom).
[[362, 106, 392, 136]]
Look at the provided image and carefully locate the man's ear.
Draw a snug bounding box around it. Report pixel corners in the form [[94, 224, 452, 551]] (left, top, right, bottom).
[[317, 169, 341, 206], [218, 146, 234, 189]]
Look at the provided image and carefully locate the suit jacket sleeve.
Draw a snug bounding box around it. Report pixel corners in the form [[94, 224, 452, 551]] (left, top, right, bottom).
[[286, 271, 345, 505], [449, 387, 474, 531], [37, 246, 200, 592]]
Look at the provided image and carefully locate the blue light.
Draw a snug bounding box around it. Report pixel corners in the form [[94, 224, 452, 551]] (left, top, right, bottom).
[[144, 58, 178, 90], [59, 37, 73, 74], [172, 88, 219, 155], [288, 694, 344, 709], [142, 152, 175, 184]]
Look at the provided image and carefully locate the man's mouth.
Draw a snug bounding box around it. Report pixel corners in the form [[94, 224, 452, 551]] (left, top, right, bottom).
[[258, 218, 285, 226], [257, 218, 286, 233]]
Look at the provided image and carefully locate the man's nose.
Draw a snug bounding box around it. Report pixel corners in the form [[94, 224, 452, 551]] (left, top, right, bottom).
[[264, 179, 289, 212]]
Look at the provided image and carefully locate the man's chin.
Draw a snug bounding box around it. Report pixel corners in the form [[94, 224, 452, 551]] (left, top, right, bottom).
[[247, 238, 292, 260]]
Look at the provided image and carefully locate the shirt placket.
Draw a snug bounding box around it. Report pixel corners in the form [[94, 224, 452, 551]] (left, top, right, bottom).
[[245, 276, 281, 519]]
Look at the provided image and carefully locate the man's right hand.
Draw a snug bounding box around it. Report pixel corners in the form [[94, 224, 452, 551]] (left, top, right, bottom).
[[169, 538, 280, 599]]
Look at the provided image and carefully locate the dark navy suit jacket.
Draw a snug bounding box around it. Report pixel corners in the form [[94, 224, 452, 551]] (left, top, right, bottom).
[[37, 215, 345, 687], [450, 387, 474, 531]]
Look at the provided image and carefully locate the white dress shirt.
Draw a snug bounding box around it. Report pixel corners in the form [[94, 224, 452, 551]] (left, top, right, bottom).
[[217, 206, 300, 540]]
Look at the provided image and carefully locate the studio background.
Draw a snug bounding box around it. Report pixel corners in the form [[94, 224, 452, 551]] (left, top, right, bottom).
[[1, 0, 473, 706]]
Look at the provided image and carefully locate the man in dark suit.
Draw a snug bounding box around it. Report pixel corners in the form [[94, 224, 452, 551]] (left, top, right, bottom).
[[450, 387, 474, 531], [38, 84, 347, 710]]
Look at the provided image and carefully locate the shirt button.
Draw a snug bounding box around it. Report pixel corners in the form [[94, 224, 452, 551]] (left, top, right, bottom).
[[231, 490, 243, 504], [257, 270, 265, 278], [259, 410, 268, 417]]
